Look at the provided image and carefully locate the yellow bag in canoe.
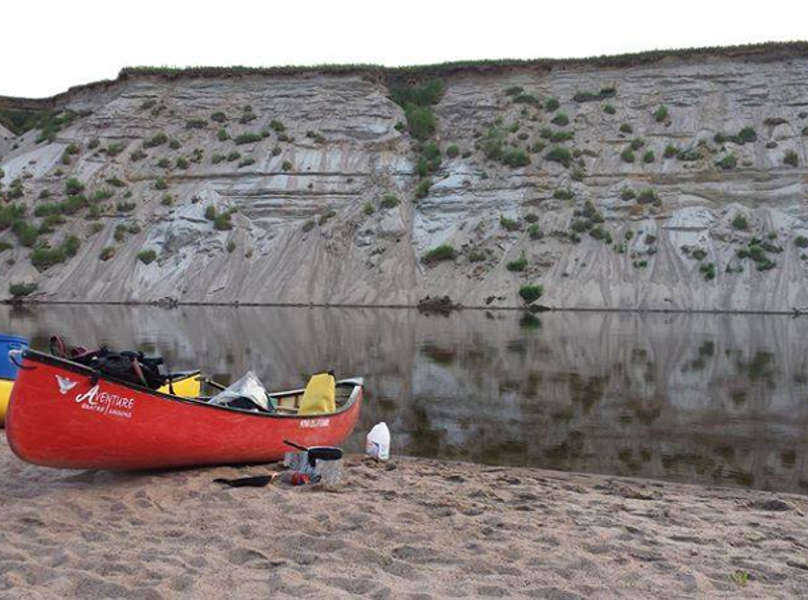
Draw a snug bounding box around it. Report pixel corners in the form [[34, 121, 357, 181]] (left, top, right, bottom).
[[299, 373, 335, 415]]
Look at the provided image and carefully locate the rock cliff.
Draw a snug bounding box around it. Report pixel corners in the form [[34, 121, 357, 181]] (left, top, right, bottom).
[[2, 43, 808, 310]]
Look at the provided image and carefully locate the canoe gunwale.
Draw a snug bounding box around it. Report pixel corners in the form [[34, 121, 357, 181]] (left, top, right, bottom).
[[20, 349, 362, 420]]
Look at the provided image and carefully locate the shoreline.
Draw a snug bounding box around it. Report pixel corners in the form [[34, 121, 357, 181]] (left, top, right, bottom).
[[3, 298, 807, 317], [1, 443, 806, 598]]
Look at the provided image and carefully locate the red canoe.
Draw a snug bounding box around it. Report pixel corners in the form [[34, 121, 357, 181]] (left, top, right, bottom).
[[6, 350, 363, 470]]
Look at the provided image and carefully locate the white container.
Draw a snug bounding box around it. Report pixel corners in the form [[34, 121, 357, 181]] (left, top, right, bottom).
[[365, 422, 390, 460]]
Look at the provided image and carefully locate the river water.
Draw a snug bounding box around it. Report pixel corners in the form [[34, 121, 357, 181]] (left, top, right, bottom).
[[2, 305, 806, 494]]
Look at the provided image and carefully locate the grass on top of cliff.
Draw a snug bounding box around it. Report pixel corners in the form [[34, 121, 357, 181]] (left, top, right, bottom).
[[113, 42, 808, 83]]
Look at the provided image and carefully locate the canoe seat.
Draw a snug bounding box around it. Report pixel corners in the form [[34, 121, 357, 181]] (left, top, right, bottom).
[[298, 373, 336, 415]]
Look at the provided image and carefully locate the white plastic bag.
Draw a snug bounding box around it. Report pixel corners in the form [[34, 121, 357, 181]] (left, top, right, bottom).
[[365, 422, 390, 460], [209, 371, 270, 412]]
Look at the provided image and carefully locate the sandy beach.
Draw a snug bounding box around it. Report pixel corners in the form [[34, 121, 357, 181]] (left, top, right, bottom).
[[1, 442, 807, 599]]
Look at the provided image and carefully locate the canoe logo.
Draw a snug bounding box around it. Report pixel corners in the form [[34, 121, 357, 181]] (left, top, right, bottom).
[[74, 384, 135, 419], [55, 375, 77, 395], [299, 418, 330, 429]]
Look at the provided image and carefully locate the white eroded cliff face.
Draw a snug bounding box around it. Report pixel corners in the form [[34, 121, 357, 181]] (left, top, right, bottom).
[[1, 47, 808, 310]]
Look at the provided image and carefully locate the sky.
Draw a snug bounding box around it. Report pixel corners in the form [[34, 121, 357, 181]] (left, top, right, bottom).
[[2, 0, 807, 98]]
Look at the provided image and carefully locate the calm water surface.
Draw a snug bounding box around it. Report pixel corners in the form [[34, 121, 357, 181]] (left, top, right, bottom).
[[2, 305, 806, 494]]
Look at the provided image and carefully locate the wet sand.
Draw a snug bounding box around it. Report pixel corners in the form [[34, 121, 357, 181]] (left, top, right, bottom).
[[1, 442, 806, 599]]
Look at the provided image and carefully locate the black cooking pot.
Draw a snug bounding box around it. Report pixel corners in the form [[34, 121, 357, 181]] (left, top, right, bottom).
[[284, 440, 343, 466]]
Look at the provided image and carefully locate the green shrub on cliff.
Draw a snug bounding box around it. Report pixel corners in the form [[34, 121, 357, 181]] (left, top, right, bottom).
[[518, 284, 543, 304], [422, 244, 456, 265], [9, 282, 37, 297], [545, 147, 572, 167], [137, 249, 157, 265]]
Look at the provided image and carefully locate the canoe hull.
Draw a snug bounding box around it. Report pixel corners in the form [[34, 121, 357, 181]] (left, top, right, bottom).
[[6, 352, 362, 470]]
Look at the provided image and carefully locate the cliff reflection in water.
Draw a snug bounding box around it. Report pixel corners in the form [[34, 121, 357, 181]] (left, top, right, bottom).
[[2, 305, 806, 494]]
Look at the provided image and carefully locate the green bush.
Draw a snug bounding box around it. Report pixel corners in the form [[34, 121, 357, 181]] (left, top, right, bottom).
[[93, 189, 113, 202], [589, 226, 612, 244], [630, 137, 645, 150], [137, 249, 157, 264], [9, 282, 37, 297], [143, 132, 168, 148], [185, 119, 207, 129], [677, 148, 701, 161], [205, 205, 217, 220], [795, 235, 808, 248], [65, 178, 85, 195], [691, 247, 707, 260], [99, 246, 116, 261], [422, 244, 457, 265], [500, 215, 521, 231], [446, 144, 459, 158], [504, 86, 523, 96], [653, 105, 669, 122], [732, 214, 748, 230], [380, 194, 399, 209], [363, 202, 375, 215], [621, 188, 636, 201], [217, 128, 229, 141], [603, 103, 616, 115], [506, 252, 527, 272], [211, 111, 227, 123], [551, 113, 569, 127], [764, 117, 787, 126], [784, 150, 799, 167], [61, 194, 88, 215], [34, 202, 61, 217], [234, 132, 262, 145], [415, 179, 431, 199], [643, 150, 655, 163], [553, 188, 574, 200], [733, 127, 757, 144], [116, 202, 135, 213], [545, 147, 572, 167], [528, 224, 542, 240], [214, 212, 233, 230], [573, 89, 615, 103], [155, 177, 168, 190], [106, 142, 125, 156], [518, 284, 543, 304], [282, 160, 293, 171], [621, 149, 635, 163], [637, 188, 658, 205], [700, 262, 716, 280], [227, 151, 241, 162], [716, 153, 737, 170], [619, 123, 633, 134], [105, 177, 126, 188], [169, 139, 181, 150], [513, 93, 540, 105], [269, 119, 286, 133], [31, 245, 66, 271], [238, 157, 255, 168], [161, 194, 173, 206], [502, 149, 530, 167], [550, 130, 573, 143], [129, 149, 147, 162], [545, 98, 559, 112], [13, 221, 39, 247], [404, 105, 436, 140], [0, 203, 25, 230]]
